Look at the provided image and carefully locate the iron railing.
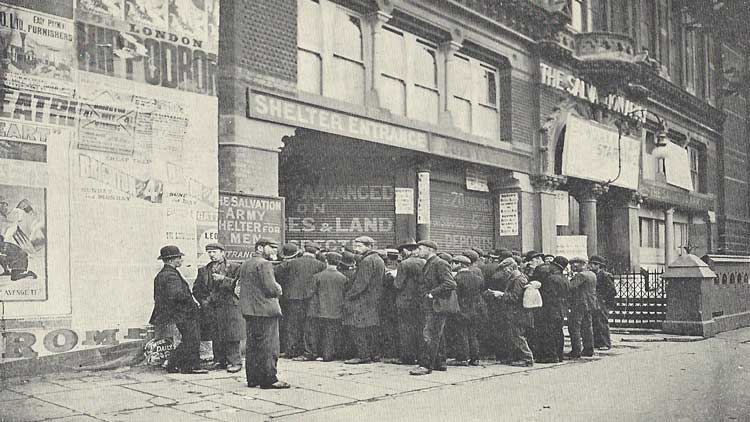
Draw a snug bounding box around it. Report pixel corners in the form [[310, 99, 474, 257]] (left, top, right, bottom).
[[610, 269, 667, 329]]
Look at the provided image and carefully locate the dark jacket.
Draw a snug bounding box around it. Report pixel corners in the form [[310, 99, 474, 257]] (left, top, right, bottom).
[[239, 252, 283, 317], [568, 270, 599, 312], [149, 264, 198, 326], [343, 250, 385, 328], [455, 268, 486, 321], [393, 256, 425, 310], [308, 267, 348, 320], [539, 265, 569, 320], [193, 259, 244, 342], [500, 270, 531, 327], [421, 255, 457, 314], [274, 254, 326, 301], [595, 269, 617, 310]]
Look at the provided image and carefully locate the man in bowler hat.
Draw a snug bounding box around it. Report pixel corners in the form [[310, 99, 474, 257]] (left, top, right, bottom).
[[149, 245, 207, 374], [239, 238, 290, 389], [193, 242, 244, 372]]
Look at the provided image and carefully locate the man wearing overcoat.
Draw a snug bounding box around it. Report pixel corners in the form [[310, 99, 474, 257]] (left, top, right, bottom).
[[193, 242, 244, 372], [343, 236, 385, 364], [567, 256, 599, 358], [490, 257, 534, 367], [410, 240, 457, 376], [149, 245, 207, 374], [536, 256, 569, 363], [589, 255, 617, 350], [393, 240, 425, 365], [273, 243, 326, 358], [239, 238, 289, 389]]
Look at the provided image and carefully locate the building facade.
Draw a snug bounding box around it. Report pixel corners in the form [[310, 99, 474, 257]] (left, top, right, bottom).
[[1, 0, 748, 368]]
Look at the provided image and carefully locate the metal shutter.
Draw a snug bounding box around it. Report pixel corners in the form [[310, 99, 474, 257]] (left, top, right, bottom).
[[430, 180, 495, 254]]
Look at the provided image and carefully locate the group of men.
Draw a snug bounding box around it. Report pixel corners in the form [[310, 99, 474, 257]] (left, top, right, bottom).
[[149, 236, 618, 390]]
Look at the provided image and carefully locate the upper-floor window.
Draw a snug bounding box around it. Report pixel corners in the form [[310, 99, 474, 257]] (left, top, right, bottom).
[[687, 144, 704, 193], [297, 0, 365, 105], [570, 0, 586, 32], [449, 54, 502, 140], [378, 26, 439, 124]]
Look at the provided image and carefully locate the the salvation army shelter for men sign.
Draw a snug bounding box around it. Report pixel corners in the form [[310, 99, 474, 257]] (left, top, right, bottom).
[[218, 192, 285, 261]]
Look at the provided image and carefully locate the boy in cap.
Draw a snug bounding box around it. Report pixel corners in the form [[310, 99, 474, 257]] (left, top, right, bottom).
[[589, 255, 616, 350], [343, 236, 385, 364], [150, 245, 207, 374], [307, 252, 349, 361], [448, 255, 486, 366], [567, 257, 598, 358], [193, 242, 244, 372]]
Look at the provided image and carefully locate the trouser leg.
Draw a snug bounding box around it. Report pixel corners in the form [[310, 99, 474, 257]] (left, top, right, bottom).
[[245, 316, 279, 387], [420, 311, 446, 370], [172, 319, 200, 370], [225, 341, 241, 365], [582, 310, 594, 353], [508, 323, 534, 363], [285, 300, 306, 357], [352, 327, 372, 360], [593, 307, 612, 348], [468, 319, 480, 361], [212, 339, 227, 364], [397, 308, 420, 363], [569, 309, 583, 355], [452, 316, 469, 362]]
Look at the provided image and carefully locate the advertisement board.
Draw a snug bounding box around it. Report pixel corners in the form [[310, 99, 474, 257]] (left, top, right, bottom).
[[218, 192, 285, 261]]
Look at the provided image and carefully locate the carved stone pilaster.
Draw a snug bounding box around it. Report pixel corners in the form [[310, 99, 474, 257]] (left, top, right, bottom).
[[571, 180, 609, 202], [530, 174, 567, 193]]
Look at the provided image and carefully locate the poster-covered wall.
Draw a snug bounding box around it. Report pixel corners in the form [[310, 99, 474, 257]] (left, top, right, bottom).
[[1, 0, 219, 362]]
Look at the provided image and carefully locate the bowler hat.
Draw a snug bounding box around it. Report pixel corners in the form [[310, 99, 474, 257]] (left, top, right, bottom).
[[354, 236, 376, 246], [462, 249, 480, 263], [524, 250, 545, 262], [569, 256, 588, 264], [279, 243, 300, 259], [417, 240, 439, 250], [452, 255, 471, 265], [325, 252, 342, 265], [489, 248, 513, 261], [551, 256, 569, 270], [158, 245, 184, 260], [255, 238, 278, 248], [397, 239, 419, 250], [589, 255, 607, 266], [205, 242, 224, 251]]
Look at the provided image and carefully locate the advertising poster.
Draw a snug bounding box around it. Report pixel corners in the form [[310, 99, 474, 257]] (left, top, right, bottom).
[[219, 192, 285, 262], [75, 0, 219, 96], [0, 184, 47, 301], [499, 192, 519, 236], [69, 72, 217, 326], [0, 4, 76, 97], [430, 182, 494, 253]]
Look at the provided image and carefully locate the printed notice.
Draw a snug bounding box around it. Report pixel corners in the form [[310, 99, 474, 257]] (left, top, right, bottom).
[[499, 192, 518, 236], [395, 188, 414, 215]]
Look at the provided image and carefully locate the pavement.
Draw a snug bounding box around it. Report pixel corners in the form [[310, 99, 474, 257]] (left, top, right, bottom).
[[1, 328, 747, 422]]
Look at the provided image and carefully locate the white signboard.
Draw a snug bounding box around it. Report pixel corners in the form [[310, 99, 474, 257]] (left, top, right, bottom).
[[665, 142, 693, 191], [555, 190, 569, 226], [395, 188, 414, 215], [417, 172, 430, 224], [466, 168, 489, 192], [563, 115, 641, 190], [499, 192, 519, 236], [556, 235, 588, 259]]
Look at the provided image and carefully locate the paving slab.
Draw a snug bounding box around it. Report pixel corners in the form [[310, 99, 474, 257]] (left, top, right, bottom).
[[0, 397, 78, 422], [37, 385, 155, 415], [8, 379, 72, 395], [240, 386, 355, 410], [173, 400, 268, 422], [339, 370, 442, 393], [123, 379, 222, 403], [206, 392, 298, 415], [0, 387, 27, 401], [52, 416, 105, 422], [284, 371, 397, 400], [190, 375, 249, 392], [97, 406, 209, 422]]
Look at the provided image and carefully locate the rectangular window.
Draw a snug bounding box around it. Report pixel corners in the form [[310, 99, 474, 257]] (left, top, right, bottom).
[[657, 0, 669, 70], [410, 41, 439, 124], [642, 0, 656, 54], [688, 145, 701, 193], [683, 11, 696, 94], [669, 2, 683, 84], [448, 55, 502, 140], [674, 222, 689, 256], [640, 217, 665, 248], [570, 0, 585, 32], [296, 0, 365, 105]]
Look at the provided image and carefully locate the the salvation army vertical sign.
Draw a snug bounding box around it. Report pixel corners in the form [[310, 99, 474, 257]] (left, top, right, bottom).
[[218, 192, 285, 261]]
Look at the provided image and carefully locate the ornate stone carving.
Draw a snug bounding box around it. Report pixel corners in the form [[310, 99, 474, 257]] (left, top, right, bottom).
[[530, 174, 567, 193], [570, 180, 609, 202]]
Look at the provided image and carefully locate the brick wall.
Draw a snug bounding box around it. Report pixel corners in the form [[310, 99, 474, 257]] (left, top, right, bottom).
[[511, 76, 536, 145]]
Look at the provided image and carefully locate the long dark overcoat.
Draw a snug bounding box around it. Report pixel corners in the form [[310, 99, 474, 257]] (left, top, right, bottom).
[[455, 268, 487, 321], [343, 250, 385, 328], [274, 255, 326, 301], [149, 265, 198, 326], [193, 259, 245, 342]]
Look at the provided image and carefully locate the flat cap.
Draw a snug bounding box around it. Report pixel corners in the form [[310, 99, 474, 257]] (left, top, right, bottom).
[[498, 256, 517, 268], [417, 240, 439, 250], [462, 249, 480, 263], [254, 238, 278, 248], [325, 252, 342, 265], [437, 252, 453, 262], [452, 255, 471, 265], [396, 239, 419, 250], [589, 255, 607, 266], [569, 256, 588, 264], [354, 236, 376, 245], [304, 242, 321, 253], [205, 242, 225, 251], [524, 250, 545, 262]]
